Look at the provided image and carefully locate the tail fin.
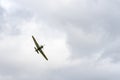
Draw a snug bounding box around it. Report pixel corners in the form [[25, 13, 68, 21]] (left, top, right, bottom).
[[34, 47, 39, 54]]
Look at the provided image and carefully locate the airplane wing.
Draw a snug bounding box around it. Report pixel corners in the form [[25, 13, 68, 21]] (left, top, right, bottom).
[[32, 36, 40, 48], [39, 49, 48, 60]]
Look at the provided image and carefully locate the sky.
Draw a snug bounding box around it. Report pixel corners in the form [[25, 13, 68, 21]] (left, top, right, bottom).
[[0, 0, 120, 80]]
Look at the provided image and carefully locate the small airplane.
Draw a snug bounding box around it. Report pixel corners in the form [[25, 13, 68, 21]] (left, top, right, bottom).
[[32, 35, 48, 60]]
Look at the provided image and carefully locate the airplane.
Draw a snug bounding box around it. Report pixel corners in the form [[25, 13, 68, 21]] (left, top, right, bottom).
[[32, 35, 48, 60]]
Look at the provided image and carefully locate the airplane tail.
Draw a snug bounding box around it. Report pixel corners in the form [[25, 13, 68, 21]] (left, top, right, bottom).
[[34, 47, 39, 54]]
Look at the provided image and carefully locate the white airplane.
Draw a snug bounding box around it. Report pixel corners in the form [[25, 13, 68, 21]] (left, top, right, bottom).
[[32, 36, 48, 60]]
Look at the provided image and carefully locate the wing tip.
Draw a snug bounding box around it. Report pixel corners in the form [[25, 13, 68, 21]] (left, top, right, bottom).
[[46, 58, 48, 61]]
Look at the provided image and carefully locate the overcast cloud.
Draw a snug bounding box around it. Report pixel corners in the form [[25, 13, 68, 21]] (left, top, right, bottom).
[[0, 0, 120, 80]]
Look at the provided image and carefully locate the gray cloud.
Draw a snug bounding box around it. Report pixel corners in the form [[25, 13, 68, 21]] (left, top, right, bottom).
[[34, 0, 120, 61], [0, 1, 33, 36], [0, 0, 120, 80], [49, 64, 120, 80], [0, 6, 5, 32], [17, 0, 120, 62]]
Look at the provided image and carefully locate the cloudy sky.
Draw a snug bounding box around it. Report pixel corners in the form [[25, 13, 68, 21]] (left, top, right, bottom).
[[0, 0, 120, 80]]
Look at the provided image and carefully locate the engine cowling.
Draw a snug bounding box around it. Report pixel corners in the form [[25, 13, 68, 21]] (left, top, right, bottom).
[[40, 45, 43, 49]]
